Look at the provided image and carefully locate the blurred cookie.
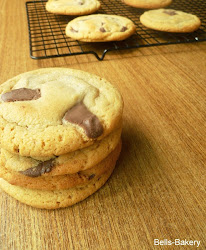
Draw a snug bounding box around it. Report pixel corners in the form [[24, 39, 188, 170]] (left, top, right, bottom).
[[0, 141, 121, 190], [122, 0, 172, 9], [65, 14, 136, 42], [46, 0, 101, 16], [0, 68, 123, 158], [140, 9, 201, 32], [0, 156, 117, 209]]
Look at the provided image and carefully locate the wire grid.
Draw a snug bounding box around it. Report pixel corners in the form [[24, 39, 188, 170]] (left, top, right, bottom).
[[26, 0, 206, 60]]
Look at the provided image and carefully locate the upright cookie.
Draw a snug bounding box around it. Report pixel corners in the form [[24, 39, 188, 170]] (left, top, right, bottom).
[[0, 68, 123, 157], [140, 9, 201, 33], [122, 0, 172, 9], [46, 0, 101, 16], [65, 14, 136, 42]]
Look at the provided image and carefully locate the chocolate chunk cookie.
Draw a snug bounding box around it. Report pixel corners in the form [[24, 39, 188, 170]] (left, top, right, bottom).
[[122, 0, 172, 9], [46, 0, 101, 16], [0, 142, 121, 191], [140, 9, 201, 32], [0, 127, 122, 176], [0, 165, 115, 209], [65, 14, 136, 42], [0, 68, 123, 157]]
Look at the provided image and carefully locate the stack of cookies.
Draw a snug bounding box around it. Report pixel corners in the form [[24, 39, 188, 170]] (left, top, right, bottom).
[[0, 68, 123, 209]]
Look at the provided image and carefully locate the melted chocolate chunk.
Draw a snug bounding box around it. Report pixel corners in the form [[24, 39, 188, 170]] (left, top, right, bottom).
[[19, 159, 54, 177], [120, 26, 127, 32], [163, 10, 177, 16], [63, 102, 103, 139], [100, 27, 106, 33], [1, 88, 41, 102]]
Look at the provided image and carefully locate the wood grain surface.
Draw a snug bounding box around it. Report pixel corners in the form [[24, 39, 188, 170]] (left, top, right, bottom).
[[0, 0, 205, 249]]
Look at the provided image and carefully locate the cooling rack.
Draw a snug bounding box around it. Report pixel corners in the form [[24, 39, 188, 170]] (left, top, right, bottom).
[[26, 0, 206, 60]]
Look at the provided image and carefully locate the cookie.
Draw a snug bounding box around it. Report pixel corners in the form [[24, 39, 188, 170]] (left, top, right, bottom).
[[140, 9, 201, 32], [122, 0, 172, 9], [0, 68, 123, 158], [0, 158, 116, 209], [0, 141, 121, 190], [0, 127, 121, 176], [46, 0, 101, 16], [65, 14, 136, 42]]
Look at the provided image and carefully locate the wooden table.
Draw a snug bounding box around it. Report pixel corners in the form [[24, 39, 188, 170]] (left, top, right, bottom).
[[0, 0, 205, 249]]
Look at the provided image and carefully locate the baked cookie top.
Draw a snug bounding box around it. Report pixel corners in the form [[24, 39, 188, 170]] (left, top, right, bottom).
[[140, 9, 201, 33], [46, 0, 101, 16], [65, 14, 136, 42], [122, 0, 172, 9], [0, 68, 123, 157]]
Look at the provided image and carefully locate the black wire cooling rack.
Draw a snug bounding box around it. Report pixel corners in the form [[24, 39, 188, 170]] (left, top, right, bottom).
[[26, 0, 206, 60]]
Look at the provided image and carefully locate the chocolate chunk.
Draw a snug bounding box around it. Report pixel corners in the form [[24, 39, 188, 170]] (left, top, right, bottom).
[[163, 10, 177, 16], [1, 88, 41, 102], [70, 27, 78, 33], [88, 174, 95, 180], [63, 102, 103, 139], [100, 27, 106, 33], [120, 26, 127, 32], [19, 159, 54, 177]]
